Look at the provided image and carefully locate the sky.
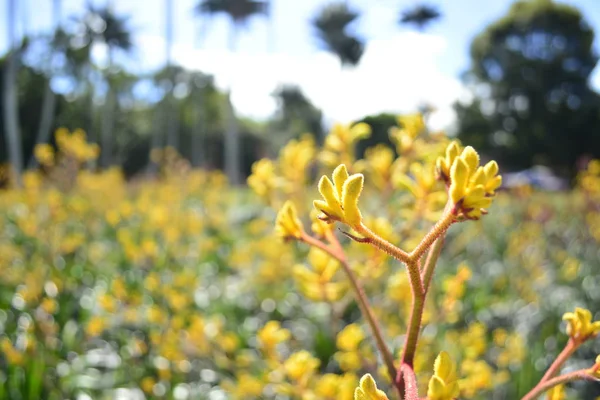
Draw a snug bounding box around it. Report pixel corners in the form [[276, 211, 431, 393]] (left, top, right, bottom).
[[2, 0, 600, 131]]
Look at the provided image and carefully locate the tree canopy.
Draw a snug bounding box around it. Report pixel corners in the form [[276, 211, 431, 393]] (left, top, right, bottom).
[[455, 0, 600, 177]]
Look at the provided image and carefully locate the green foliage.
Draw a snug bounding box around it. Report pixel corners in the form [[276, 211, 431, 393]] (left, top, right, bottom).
[[355, 113, 399, 159], [270, 85, 324, 148]]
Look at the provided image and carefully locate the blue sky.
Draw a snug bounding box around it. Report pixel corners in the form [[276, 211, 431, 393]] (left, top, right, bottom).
[[2, 0, 600, 129]]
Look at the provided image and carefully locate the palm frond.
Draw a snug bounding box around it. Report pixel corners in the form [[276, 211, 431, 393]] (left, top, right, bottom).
[[195, 0, 268, 23]]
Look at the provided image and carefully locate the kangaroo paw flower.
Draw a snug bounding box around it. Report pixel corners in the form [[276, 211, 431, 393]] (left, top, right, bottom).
[[354, 374, 389, 400], [428, 351, 460, 400], [314, 164, 365, 228]]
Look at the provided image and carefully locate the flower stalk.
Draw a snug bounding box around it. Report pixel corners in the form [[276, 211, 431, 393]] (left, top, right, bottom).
[[299, 231, 398, 389], [539, 339, 579, 383], [521, 370, 595, 400]]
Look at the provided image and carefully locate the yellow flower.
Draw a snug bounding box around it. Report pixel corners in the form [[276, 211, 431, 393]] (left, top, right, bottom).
[[310, 209, 332, 238], [588, 355, 600, 379], [34, 144, 55, 166], [547, 384, 566, 400], [275, 201, 305, 240], [257, 320, 290, 355], [562, 307, 600, 341], [279, 135, 316, 185], [140, 376, 156, 394], [284, 350, 320, 381], [231, 373, 264, 397], [293, 250, 348, 302], [448, 146, 502, 219], [316, 374, 343, 398], [435, 141, 460, 183], [321, 122, 372, 167], [314, 164, 364, 227], [337, 323, 365, 352], [398, 113, 425, 139], [335, 350, 362, 371], [354, 374, 388, 400], [428, 351, 460, 400], [248, 159, 278, 199]]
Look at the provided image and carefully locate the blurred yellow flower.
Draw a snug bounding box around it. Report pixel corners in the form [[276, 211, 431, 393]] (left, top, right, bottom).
[[354, 373, 388, 400], [275, 201, 305, 240], [563, 307, 600, 342], [284, 350, 320, 382], [449, 146, 502, 219], [428, 351, 460, 400]]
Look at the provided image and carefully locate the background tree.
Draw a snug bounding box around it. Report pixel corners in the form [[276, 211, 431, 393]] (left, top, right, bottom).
[[455, 0, 600, 177], [29, 0, 62, 168], [270, 85, 324, 149], [195, 0, 268, 184], [88, 5, 133, 167], [312, 2, 364, 67], [3, 0, 24, 185], [355, 113, 398, 159]]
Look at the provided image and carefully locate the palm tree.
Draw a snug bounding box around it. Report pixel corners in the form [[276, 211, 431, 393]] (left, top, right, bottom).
[[75, 4, 133, 167], [164, 0, 179, 151], [399, 3, 442, 31], [3, 0, 23, 185], [312, 2, 364, 67], [190, 72, 212, 167], [194, 0, 268, 184], [29, 0, 62, 168], [195, 0, 268, 50], [272, 85, 324, 148]]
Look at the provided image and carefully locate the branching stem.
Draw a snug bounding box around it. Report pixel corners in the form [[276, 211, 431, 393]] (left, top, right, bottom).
[[299, 231, 399, 394], [401, 363, 419, 400], [521, 370, 594, 400]]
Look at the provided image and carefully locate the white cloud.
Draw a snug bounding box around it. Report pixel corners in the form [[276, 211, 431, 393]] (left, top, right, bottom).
[[136, 31, 464, 131]]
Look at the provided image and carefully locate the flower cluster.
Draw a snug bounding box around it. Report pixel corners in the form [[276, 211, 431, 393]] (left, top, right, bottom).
[[437, 144, 502, 219]]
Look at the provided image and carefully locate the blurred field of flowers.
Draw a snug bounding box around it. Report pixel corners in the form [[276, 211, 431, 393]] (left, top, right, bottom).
[[1, 120, 600, 400]]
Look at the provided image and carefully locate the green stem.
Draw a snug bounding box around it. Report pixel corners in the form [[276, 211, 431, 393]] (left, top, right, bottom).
[[521, 370, 593, 400]]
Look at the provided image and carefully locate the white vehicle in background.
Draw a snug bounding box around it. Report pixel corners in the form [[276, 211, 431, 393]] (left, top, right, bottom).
[[502, 166, 569, 191]]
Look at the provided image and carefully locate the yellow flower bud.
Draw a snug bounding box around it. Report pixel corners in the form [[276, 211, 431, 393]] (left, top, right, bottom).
[[342, 174, 364, 226], [333, 164, 350, 199], [562, 307, 600, 342], [427, 351, 460, 400], [449, 158, 469, 205], [310, 209, 332, 238], [436, 141, 460, 182], [589, 355, 600, 379], [350, 122, 372, 141], [354, 374, 389, 400], [275, 201, 305, 240], [447, 146, 502, 220], [314, 164, 365, 227]]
